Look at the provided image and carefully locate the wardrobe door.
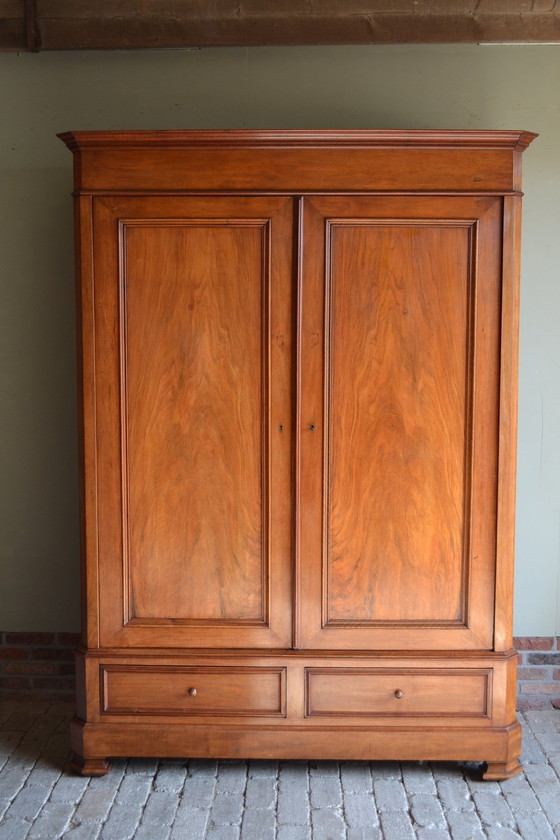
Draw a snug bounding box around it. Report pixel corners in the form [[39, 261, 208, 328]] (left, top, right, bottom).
[[88, 195, 294, 649], [298, 195, 503, 651]]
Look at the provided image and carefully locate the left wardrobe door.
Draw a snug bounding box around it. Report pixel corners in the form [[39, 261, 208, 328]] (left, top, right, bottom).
[[84, 195, 295, 649]]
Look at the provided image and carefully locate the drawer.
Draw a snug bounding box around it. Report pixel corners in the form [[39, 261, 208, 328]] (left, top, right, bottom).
[[306, 668, 491, 718], [102, 665, 286, 716]]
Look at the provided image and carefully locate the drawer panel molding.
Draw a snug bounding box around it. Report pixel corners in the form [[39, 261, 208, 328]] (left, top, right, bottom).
[[305, 668, 492, 718], [102, 665, 287, 717]]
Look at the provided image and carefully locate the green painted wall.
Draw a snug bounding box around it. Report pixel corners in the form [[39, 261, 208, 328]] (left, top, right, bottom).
[[1, 45, 558, 635]]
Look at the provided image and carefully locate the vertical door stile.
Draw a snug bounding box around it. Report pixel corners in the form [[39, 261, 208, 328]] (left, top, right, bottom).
[[76, 192, 100, 651], [297, 196, 332, 650]]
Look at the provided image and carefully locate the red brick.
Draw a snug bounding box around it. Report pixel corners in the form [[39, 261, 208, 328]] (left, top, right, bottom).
[[553, 669, 560, 681], [56, 664, 76, 676], [517, 668, 549, 680], [518, 682, 558, 695], [5, 632, 55, 645], [31, 647, 75, 661], [527, 653, 560, 665], [517, 697, 551, 711], [514, 637, 555, 651], [1, 677, 32, 689], [0, 647, 30, 660], [4, 662, 56, 676], [552, 698, 560, 710], [31, 677, 74, 690]]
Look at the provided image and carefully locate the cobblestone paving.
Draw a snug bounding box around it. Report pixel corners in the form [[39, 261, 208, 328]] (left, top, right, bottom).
[[0, 701, 559, 839]]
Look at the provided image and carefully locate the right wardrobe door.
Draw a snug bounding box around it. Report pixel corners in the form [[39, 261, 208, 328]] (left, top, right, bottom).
[[298, 195, 504, 653]]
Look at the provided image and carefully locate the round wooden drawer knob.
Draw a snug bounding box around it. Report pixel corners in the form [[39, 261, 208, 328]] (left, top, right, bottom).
[[394, 689, 404, 699], [188, 688, 198, 697]]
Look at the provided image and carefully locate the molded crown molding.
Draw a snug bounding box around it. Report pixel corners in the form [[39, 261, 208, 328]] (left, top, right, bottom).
[[58, 129, 539, 153]]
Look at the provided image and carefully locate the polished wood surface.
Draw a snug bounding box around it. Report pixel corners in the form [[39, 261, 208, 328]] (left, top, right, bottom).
[[494, 195, 523, 652], [306, 668, 490, 718], [298, 196, 501, 650], [102, 665, 286, 716], [60, 129, 537, 151], [71, 646, 521, 773], [60, 130, 536, 779], [125, 222, 265, 621], [91, 195, 294, 649], [59, 130, 537, 194], [77, 649, 517, 727], [327, 222, 468, 621], [71, 714, 521, 765]]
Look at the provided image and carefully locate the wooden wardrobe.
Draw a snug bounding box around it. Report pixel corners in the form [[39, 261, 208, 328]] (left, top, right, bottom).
[[59, 129, 536, 779]]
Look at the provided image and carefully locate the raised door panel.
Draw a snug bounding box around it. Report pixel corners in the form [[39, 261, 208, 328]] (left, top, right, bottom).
[[298, 196, 502, 650], [90, 195, 294, 648]]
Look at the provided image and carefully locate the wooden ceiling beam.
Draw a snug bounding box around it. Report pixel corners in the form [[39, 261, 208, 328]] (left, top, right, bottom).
[[2, 1, 560, 51]]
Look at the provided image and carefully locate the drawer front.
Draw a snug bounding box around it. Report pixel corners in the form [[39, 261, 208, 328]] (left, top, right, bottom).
[[306, 668, 491, 718], [102, 665, 286, 716]]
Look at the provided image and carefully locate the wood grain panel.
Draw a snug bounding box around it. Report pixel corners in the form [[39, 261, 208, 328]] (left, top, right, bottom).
[[102, 665, 286, 716], [82, 648, 517, 728], [306, 668, 490, 718], [73, 147, 518, 193], [298, 196, 502, 650], [326, 223, 471, 623], [59, 130, 536, 195], [73, 716, 521, 767], [91, 195, 294, 648], [494, 195, 522, 652], [124, 221, 266, 622]]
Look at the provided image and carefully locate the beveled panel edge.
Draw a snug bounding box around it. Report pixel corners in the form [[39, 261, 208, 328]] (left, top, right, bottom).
[[322, 217, 477, 630], [58, 130, 538, 152], [117, 215, 273, 627], [461, 221, 478, 633]]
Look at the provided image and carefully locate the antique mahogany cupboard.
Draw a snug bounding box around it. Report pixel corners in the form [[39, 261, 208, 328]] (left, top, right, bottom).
[[59, 129, 536, 779]]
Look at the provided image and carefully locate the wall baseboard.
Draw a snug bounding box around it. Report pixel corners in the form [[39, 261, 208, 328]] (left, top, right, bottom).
[[1, 632, 559, 710]]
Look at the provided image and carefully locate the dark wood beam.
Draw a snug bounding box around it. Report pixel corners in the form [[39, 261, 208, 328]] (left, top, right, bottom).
[[2, 1, 560, 51]]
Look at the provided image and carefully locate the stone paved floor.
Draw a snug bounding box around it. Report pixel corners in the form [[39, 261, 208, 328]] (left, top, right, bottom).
[[1, 702, 559, 839]]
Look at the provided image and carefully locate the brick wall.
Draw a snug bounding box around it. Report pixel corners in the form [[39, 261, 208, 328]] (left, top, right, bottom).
[[1, 632, 559, 709], [514, 636, 560, 711], [0, 632, 80, 701]]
